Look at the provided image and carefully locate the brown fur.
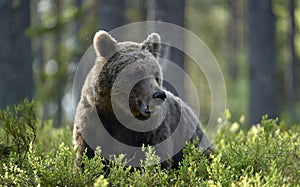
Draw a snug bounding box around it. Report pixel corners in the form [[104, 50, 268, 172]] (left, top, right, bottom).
[[73, 31, 214, 168]]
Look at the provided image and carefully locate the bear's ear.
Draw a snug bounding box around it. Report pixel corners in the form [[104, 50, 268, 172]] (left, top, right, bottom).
[[141, 33, 161, 58], [93, 30, 117, 59]]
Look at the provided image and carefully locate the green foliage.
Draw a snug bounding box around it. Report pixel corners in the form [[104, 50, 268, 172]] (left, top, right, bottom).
[[0, 100, 36, 159], [0, 102, 299, 186], [37, 119, 73, 151]]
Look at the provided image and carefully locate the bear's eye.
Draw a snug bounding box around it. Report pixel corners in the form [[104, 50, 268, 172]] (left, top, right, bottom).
[[155, 77, 161, 84]]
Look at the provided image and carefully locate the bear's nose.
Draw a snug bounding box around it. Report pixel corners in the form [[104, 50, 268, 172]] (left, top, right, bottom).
[[153, 91, 167, 101]]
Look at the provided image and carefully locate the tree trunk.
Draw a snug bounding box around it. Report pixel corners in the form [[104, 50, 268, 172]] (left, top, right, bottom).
[[0, 0, 34, 108], [31, 0, 48, 124], [285, 0, 297, 121], [97, 0, 126, 32], [228, 0, 243, 81], [247, 0, 279, 125], [152, 0, 186, 98], [53, 0, 63, 128]]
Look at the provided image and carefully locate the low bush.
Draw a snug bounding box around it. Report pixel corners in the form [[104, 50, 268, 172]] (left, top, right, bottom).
[[0, 101, 299, 186]]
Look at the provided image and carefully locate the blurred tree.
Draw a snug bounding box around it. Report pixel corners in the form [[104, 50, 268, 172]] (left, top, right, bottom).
[[74, 0, 82, 40], [228, 0, 244, 81], [247, 0, 279, 125], [31, 0, 48, 122], [126, 0, 147, 22], [97, 0, 126, 32], [0, 0, 34, 108], [150, 0, 186, 98], [53, 0, 64, 128], [285, 0, 297, 121], [29, 0, 82, 126]]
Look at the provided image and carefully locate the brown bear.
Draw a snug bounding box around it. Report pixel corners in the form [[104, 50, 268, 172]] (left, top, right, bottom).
[[73, 30, 214, 168]]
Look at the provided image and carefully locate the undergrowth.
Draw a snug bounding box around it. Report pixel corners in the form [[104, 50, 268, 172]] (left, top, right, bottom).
[[0, 101, 299, 186]]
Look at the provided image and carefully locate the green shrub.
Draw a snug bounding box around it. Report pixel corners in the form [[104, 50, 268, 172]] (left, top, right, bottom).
[[0, 99, 36, 159], [0, 101, 299, 186]]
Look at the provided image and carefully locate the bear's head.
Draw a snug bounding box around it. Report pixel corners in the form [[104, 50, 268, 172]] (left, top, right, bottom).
[[93, 31, 167, 121]]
